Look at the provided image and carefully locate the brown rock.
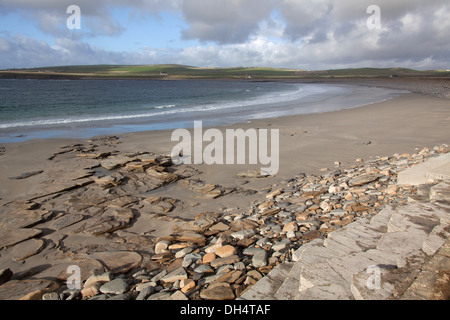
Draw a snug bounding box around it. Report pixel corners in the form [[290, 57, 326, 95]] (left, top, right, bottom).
[[258, 201, 274, 211], [100, 156, 132, 170], [385, 185, 399, 195], [237, 238, 256, 247], [215, 270, 243, 284], [175, 231, 206, 244], [50, 214, 84, 230], [201, 189, 222, 199], [282, 221, 298, 233], [209, 222, 230, 232], [215, 245, 237, 258], [146, 168, 178, 184], [83, 272, 112, 288], [348, 173, 383, 187], [247, 270, 263, 281], [266, 188, 282, 199], [302, 190, 327, 199], [261, 207, 281, 216], [344, 203, 369, 212], [0, 209, 51, 229], [81, 282, 102, 298], [295, 212, 310, 221], [180, 279, 196, 293], [210, 255, 240, 268], [83, 208, 135, 235], [202, 252, 216, 264], [200, 282, 235, 300], [88, 251, 142, 274], [302, 230, 321, 241], [229, 219, 259, 231], [124, 161, 152, 172], [344, 192, 354, 201]]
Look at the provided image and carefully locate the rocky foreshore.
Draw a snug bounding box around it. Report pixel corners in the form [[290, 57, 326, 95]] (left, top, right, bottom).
[[0, 136, 448, 300]]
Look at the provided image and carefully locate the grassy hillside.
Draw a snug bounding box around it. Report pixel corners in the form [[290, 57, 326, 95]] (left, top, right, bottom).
[[1, 64, 449, 80]]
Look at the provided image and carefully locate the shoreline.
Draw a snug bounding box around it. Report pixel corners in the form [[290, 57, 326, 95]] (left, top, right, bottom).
[[0, 81, 405, 144], [1, 76, 449, 145], [0, 79, 449, 300]]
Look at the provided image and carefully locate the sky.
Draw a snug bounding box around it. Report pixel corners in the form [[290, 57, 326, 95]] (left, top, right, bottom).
[[0, 0, 449, 70]]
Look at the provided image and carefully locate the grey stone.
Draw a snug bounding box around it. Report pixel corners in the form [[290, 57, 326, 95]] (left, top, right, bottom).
[[272, 239, 291, 252], [99, 278, 128, 295], [161, 267, 188, 283], [243, 246, 263, 256], [107, 293, 131, 300], [348, 173, 383, 187], [136, 286, 155, 300], [231, 229, 256, 240], [147, 291, 172, 300], [182, 253, 202, 268], [194, 265, 214, 274], [252, 249, 268, 268]]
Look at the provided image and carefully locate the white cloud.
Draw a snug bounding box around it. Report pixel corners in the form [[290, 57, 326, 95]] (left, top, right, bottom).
[[0, 0, 449, 70], [180, 0, 274, 44]]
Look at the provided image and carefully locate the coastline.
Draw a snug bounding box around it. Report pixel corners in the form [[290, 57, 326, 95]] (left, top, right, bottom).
[[0, 79, 449, 300]]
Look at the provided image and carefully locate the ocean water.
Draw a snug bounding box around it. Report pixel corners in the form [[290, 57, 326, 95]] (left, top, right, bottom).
[[0, 79, 406, 143]]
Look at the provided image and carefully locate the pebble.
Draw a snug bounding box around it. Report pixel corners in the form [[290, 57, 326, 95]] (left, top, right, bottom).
[[215, 245, 237, 258], [252, 249, 268, 267], [200, 282, 235, 300], [99, 278, 128, 295]]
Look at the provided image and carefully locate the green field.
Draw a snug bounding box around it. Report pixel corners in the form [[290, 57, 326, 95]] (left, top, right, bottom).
[[1, 64, 449, 80]]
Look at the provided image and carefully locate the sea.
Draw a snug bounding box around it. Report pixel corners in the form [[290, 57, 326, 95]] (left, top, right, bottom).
[[0, 79, 407, 143]]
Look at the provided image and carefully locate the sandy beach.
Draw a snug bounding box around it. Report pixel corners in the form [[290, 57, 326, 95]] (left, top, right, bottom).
[[0, 79, 449, 300]]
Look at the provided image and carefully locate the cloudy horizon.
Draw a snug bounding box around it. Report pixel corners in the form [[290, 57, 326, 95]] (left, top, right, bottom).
[[0, 0, 449, 70]]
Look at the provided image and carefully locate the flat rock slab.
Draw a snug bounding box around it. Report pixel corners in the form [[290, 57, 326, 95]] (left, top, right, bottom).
[[0, 228, 42, 249], [55, 258, 106, 282], [398, 152, 450, 185], [161, 267, 188, 283], [12, 239, 45, 261], [430, 181, 450, 202], [0, 210, 50, 229], [348, 174, 383, 187], [101, 156, 133, 170], [0, 279, 59, 300], [50, 214, 84, 231], [89, 251, 142, 274]]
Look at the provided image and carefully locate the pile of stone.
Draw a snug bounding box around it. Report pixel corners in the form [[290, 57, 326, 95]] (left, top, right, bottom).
[[0, 138, 448, 300]]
